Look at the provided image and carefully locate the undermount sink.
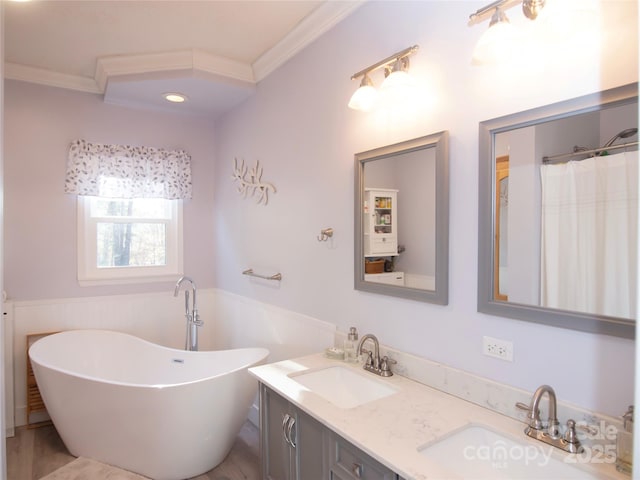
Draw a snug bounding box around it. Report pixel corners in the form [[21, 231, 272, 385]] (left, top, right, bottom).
[[290, 366, 398, 409], [418, 424, 602, 479]]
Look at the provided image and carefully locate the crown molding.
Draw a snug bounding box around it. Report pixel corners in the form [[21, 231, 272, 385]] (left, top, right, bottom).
[[4, 63, 101, 94], [192, 49, 255, 85], [4, 1, 364, 94], [252, 0, 365, 81], [95, 49, 255, 92]]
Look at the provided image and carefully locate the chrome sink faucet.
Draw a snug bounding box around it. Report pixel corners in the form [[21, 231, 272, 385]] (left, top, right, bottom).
[[356, 334, 395, 377], [174, 276, 203, 351], [516, 384, 583, 454]]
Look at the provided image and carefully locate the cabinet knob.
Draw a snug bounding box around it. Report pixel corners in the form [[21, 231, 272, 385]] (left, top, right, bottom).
[[352, 463, 363, 478]]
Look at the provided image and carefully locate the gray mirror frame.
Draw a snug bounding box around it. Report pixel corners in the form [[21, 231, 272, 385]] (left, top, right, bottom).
[[355, 131, 449, 304], [478, 83, 638, 339]]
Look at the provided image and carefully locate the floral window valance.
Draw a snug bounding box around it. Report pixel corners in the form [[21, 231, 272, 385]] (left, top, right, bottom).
[[64, 139, 192, 200]]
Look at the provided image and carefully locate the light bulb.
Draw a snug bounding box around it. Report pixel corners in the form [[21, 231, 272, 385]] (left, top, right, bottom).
[[163, 93, 188, 103]]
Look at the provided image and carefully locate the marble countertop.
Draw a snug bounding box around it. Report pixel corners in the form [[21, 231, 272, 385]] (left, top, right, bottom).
[[249, 353, 626, 480]]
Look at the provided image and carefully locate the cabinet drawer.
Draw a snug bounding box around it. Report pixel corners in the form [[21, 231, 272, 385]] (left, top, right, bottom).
[[368, 237, 397, 255], [329, 434, 396, 480], [364, 272, 405, 286]]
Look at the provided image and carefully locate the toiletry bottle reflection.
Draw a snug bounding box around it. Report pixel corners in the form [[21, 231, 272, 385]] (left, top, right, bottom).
[[616, 405, 633, 474]]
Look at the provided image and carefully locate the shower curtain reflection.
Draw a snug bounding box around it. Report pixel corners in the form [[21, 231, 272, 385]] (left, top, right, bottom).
[[540, 151, 638, 318]]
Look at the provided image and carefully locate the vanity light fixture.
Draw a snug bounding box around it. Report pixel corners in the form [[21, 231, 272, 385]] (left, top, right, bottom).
[[163, 92, 188, 103], [348, 45, 419, 112], [469, 0, 546, 65]]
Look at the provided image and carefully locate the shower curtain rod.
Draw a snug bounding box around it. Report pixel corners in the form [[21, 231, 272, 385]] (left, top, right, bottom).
[[542, 141, 639, 164]]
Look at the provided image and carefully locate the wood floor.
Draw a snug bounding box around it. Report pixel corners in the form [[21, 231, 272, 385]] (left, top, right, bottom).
[[6, 421, 261, 480]]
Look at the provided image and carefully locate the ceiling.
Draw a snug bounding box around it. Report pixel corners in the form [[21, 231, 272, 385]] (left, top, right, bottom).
[[4, 0, 362, 118]]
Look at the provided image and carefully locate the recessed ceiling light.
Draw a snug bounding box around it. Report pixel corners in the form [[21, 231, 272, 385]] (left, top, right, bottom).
[[163, 93, 188, 103]]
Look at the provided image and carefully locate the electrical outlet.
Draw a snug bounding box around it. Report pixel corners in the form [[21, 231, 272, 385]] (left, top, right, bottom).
[[483, 336, 513, 362]]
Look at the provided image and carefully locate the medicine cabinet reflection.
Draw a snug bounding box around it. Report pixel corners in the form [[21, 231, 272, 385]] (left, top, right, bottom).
[[355, 131, 449, 304], [478, 83, 638, 338]]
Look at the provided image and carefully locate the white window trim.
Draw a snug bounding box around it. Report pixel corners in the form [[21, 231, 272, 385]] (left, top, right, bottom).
[[77, 196, 184, 286]]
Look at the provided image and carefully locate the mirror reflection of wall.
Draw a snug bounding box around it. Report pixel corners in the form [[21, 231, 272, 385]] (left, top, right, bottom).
[[364, 148, 436, 290], [494, 102, 638, 319]]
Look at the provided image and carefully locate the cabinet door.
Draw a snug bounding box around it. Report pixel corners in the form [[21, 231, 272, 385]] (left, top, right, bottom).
[[364, 189, 399, 257], [261, 385, 327, 480], [294, 408, 327, 479], [261, 385, 294, 480]]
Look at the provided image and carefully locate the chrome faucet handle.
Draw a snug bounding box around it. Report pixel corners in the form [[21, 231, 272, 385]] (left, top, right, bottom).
[[192, 311, 203, 327], [516, 402, 560, 437], [563, 419, 584, 454], [515, 402, 542, 428], [564, 420, 578, 443], [516, 402, 538, 417], [574, 422, 598, 437], [362, 350, 374, 367], [379, 356, 396, 377]]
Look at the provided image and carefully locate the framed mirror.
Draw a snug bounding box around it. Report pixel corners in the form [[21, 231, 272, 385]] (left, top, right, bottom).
[[354, 131, 449, 304], [478, 83, 638, 338]]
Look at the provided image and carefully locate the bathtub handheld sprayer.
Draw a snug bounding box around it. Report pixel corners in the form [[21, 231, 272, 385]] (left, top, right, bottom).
[[174, 276, 203, 351]]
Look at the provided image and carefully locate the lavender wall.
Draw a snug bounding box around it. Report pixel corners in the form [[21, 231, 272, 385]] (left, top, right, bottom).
[[4, 81, 216, 300], [2, 1, 637, 418], [212, 1, 638, 416]]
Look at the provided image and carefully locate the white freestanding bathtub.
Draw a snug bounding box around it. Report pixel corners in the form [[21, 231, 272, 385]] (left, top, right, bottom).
[[29, 329, 269, 480]]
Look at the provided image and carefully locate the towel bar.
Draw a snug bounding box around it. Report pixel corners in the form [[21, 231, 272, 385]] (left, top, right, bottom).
[[242, 269, 282, 281]]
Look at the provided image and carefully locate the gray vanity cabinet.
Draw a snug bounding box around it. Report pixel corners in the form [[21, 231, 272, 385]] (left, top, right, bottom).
[[260, 384, 400, 480], [260, 383, 327, 480]]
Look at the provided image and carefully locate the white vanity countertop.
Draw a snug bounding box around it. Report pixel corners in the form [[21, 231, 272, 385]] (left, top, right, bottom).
[[249, 354, 626, 480]]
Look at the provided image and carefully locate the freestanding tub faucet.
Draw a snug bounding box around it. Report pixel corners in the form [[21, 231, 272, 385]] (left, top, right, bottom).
[[174, 276, 203, 351]]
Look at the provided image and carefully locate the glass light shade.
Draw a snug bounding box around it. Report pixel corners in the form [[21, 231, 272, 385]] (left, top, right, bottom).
[[380, 70, 414, 91], [533, 0, 598, 45], [472, 19, 519, 65], [348, 84, 378, 112], [379, 68, 418, 108]]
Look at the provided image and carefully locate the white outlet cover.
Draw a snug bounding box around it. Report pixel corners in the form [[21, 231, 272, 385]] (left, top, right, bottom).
[[482, 336, 513, 362]]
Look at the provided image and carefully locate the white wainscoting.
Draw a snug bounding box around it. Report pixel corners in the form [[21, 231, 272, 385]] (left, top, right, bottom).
[[209, 289, 337, 425], [4, 304, 14, 437], [9, 289, 336, 427]]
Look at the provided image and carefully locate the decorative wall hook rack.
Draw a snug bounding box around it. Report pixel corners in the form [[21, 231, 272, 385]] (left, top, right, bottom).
[[317, 227, 334, 242], [242, 268, 282, 281]]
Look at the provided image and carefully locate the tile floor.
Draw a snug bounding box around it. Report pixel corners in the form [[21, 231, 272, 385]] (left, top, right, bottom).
[[6, 421, 261, 480]]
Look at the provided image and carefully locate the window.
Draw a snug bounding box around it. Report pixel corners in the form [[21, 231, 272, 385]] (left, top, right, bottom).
[[77, 196, 183, 285], [65, 139, 192, 286]]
